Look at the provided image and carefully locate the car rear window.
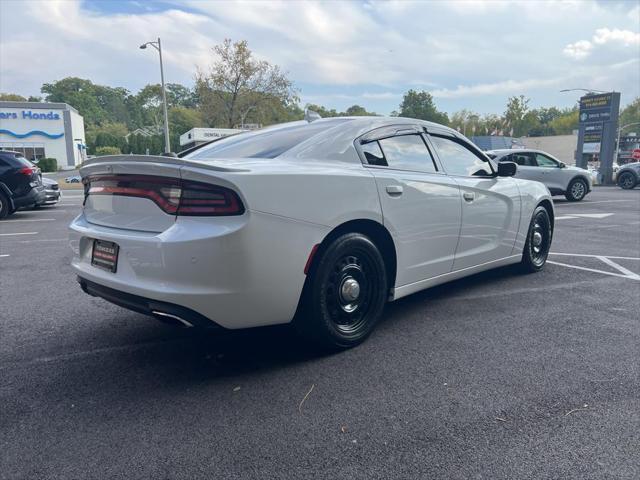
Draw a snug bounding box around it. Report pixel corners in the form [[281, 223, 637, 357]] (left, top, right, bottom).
[[2, 154, 32, 167], [185, 119, 352, 160]]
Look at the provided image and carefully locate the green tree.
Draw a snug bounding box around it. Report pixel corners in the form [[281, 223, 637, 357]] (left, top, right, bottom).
[[0, 93, 27, 101], [398, 90, 448, 125], [41, 77, 130, 126], [504, 95, 534, 137], [196, 39, 298, 128], [548, 108, 579, 135], [344, 105, 377, 116], [619, 97, 640, 129], [168, 107, 204, 151], [95, 146, 121, 156]]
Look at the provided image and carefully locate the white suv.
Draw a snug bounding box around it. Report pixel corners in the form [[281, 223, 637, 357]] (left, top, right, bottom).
[[486, 149, 592, 201]]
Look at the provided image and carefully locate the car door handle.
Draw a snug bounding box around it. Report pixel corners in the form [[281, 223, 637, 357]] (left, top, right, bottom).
[[386, 185, 403, 196], [463, 192, 475, 202]]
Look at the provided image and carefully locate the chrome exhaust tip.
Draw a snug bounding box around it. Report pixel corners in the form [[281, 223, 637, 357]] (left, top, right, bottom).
[[151, 311, 194, 328]]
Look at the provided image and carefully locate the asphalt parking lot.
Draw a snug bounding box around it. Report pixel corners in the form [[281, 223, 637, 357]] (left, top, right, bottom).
[[1, 187, 639, 479]]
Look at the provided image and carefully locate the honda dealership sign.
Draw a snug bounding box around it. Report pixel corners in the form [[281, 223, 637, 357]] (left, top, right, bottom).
[[576, 92, 620, 184]]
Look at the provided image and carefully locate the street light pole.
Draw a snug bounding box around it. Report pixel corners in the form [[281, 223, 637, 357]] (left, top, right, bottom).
[[615, 122, 640, 163], [559, 88, 608, 94], [140, 38, 171, 154]]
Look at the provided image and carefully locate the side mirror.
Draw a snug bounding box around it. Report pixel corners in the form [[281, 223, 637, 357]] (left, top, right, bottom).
[[497, 161, 517, 177], [558, 162, 566, 168]]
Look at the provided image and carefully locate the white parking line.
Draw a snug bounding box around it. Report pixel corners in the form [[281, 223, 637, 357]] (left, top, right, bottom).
[[556, 200, 636, 206], [597, 256, 640, 279], [550, 252, 640, 261], [0, 232, 38, 237], [0, 254, 9, 258], [547, 252, 640, 281], [547, 260, 639, 280], [1, 218, 56, 223]]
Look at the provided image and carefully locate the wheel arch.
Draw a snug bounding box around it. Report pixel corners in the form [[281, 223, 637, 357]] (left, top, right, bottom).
[[618, 169, 638, 185], [569, 174, 591, 191], [537, 198, 554, 227], [307, 219, 397, 291]]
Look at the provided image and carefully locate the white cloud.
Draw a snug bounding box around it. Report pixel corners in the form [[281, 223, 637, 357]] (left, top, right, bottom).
[[0, 0, 638, 115], [430, 78, 566, 99], [563, 40, 594, 60], [563, 27, 639, 60], [593, 28, 640, 46]]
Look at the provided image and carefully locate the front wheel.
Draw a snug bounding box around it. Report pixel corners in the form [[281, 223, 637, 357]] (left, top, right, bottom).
[[520, 205, 552, 273], [618, 172, 637, 190], [295, 233, 388, 350], [565, 178, 587, 201]]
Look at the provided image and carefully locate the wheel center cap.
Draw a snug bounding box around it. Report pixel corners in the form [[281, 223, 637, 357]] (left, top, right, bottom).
[[533, 231, 543, 247], [340, 278, 360, 303]]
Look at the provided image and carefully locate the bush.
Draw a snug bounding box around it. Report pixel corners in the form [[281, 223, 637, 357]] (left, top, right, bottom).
[[94, 146, 121, 156], [37, 157, 57, 172]]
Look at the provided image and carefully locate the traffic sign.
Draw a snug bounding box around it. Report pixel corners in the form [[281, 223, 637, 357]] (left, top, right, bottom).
[[632, 149, 640, 160]]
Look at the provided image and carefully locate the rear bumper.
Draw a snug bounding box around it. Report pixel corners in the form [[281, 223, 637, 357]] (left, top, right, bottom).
[[14, 187, 46, 208], [40, 189, 61, 204], [69, 210, 327, 329], [77, 277, 222, 329]]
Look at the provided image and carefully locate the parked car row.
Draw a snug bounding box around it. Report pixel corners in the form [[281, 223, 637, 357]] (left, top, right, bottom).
[[0, 150, 60, 219]]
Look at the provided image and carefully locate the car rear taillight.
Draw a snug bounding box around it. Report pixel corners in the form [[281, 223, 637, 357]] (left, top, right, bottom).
[[19, 166, 36, 176], [84, 174, 244, 216]]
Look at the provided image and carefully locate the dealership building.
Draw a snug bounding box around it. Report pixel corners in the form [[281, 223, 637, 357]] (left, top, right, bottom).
[[0, 101, 86, 170]]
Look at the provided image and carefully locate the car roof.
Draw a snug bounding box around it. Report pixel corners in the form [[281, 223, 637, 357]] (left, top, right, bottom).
[[182, 116, 464, 163]]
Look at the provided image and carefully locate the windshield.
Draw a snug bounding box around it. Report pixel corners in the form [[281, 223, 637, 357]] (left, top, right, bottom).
[[185, 119, 352, 160]]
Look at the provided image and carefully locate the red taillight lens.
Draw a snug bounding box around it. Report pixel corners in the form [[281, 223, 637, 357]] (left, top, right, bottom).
[[19, 166, 36, 176], [84, 175, 244, 216]]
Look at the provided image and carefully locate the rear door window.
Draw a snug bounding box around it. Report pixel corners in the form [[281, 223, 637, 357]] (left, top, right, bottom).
[[376, 134, 438, 173], [510, 152, 536, 166]]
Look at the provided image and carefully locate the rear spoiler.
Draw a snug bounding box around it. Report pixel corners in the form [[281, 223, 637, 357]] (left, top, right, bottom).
[[79, 154, 249, 175]]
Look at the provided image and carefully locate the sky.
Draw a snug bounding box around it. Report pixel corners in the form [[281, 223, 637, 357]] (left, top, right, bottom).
[[0, 0, 638, 117]]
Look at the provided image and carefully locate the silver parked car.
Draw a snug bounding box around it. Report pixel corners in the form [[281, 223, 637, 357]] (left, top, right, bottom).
[[486, 149, 592, 201], [616, 162, 640, 189], [39, 177, 61, 205]]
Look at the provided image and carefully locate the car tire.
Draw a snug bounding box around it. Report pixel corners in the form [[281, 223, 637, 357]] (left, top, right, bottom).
[[618, 172, 637, 190], [520, 205, 552, 273], [565, 178, 588, 201], [295, 233, 388, 350], [0, 191, 10, 219]]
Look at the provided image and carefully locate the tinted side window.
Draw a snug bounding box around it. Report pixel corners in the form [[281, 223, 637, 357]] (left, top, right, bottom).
[[377, 135, 437, 173], [510, 152, 536, 166], [430, 135, 493, 176], [535, 153, 557, 167]]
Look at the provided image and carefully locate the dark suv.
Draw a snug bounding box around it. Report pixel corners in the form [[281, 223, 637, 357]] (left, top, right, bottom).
[[0, 150, 46, 219]]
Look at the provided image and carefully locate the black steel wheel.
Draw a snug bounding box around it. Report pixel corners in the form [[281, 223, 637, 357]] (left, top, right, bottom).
[[296, 233, 388, 350], [565, 178, 587, 201], [618, 172, 637, 190], [520, 205, 552, 273]]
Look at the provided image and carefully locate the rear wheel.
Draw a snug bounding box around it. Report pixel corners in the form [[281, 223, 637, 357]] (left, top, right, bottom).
[[520, 205, 552, 273], [296, 233, 388, 350], [0, 192, 10, 219], [618, 172, 637, 190], [565, 178, 587, 201]]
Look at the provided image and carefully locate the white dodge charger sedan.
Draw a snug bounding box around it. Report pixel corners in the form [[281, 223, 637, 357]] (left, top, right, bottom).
[[69, 116, 554, 349]]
